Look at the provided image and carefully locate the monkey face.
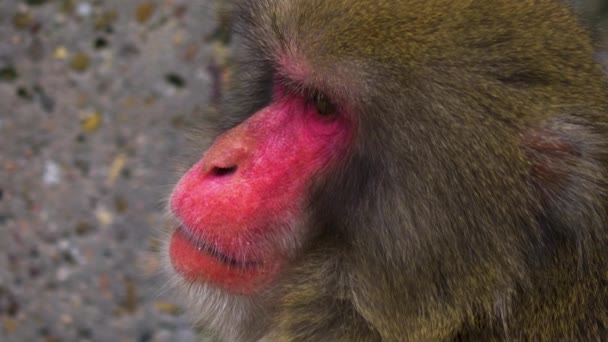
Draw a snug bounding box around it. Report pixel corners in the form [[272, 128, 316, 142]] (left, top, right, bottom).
[[169, 85, 352, 294]]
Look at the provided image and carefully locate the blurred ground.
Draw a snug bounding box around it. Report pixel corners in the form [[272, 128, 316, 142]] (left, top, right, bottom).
[[0, 0, 231, 341], [0, 1, 606, 342]]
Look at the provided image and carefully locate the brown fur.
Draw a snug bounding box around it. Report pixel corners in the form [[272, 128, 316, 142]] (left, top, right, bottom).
[[164, 0, 608, 340]]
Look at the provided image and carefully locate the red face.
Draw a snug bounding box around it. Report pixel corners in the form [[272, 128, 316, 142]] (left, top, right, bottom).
[[169, 84, 353, 294]]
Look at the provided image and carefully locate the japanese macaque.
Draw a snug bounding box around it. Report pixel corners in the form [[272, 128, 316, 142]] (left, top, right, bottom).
[[162, 0, 608, 340]]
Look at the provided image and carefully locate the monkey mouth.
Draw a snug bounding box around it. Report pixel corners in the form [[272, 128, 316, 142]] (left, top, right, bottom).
[[169, 226, 281, 294], [174, 226, 261, 269]]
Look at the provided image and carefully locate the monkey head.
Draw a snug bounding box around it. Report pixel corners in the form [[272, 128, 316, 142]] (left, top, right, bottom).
[[163, 1, 608, 340]]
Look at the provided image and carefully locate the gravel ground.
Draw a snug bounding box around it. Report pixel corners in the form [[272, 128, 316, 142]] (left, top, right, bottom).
[[0, 1, 230, 341], [0, 1, 606, 342]]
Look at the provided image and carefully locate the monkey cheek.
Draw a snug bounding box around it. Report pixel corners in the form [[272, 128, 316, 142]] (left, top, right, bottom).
[[169, 229, 282, 295]]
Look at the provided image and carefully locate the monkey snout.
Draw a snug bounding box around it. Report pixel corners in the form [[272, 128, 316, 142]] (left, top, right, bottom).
[[199, 142, 249, 179], [198, 125, 253, 179]]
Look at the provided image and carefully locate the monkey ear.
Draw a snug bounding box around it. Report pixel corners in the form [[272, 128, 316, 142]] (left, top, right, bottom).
[[523, 117, 607, 231]]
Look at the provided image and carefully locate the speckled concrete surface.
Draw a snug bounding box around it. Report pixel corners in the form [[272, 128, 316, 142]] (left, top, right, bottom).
[[0, 1, 231, 341], [0, 1, 606, 342]]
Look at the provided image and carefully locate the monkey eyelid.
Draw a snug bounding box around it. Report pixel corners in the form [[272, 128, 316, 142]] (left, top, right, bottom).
[[307, 90, 337, 117], [274, 76, 337, 112]]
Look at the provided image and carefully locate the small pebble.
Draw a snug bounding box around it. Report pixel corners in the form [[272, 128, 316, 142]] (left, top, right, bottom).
[[154, 301, 182, 315], [0, 66, 19, 82], [165, 73, 186, 88], [53, 47, 68, 59], [135, 3, 157, 23], [56, 267, 72, 282], [4, 319, 17, 334], [70, 52, 91, 73], [82, 112, 102, 133], [43, 160, 62, 185], [95, 206, 114, 226], [13, 12, 33, 30], [76, 2, 93, 17], [95, 10, 118, 31]]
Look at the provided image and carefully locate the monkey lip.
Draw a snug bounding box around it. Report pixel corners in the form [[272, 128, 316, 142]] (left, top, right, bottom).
[[169, 226, 280, 294], [174, 226, 261, 269]]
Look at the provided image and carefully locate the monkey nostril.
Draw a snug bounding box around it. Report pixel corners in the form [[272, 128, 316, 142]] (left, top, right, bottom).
[[211, 166, 238, 177]]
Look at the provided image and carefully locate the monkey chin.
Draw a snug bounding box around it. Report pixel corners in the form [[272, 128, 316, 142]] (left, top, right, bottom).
[[163, 231, 275, 341], [169, 226, 283, 295]]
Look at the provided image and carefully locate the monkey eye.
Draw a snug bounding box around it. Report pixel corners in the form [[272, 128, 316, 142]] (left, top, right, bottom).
[[309, 91, 336, 117]]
